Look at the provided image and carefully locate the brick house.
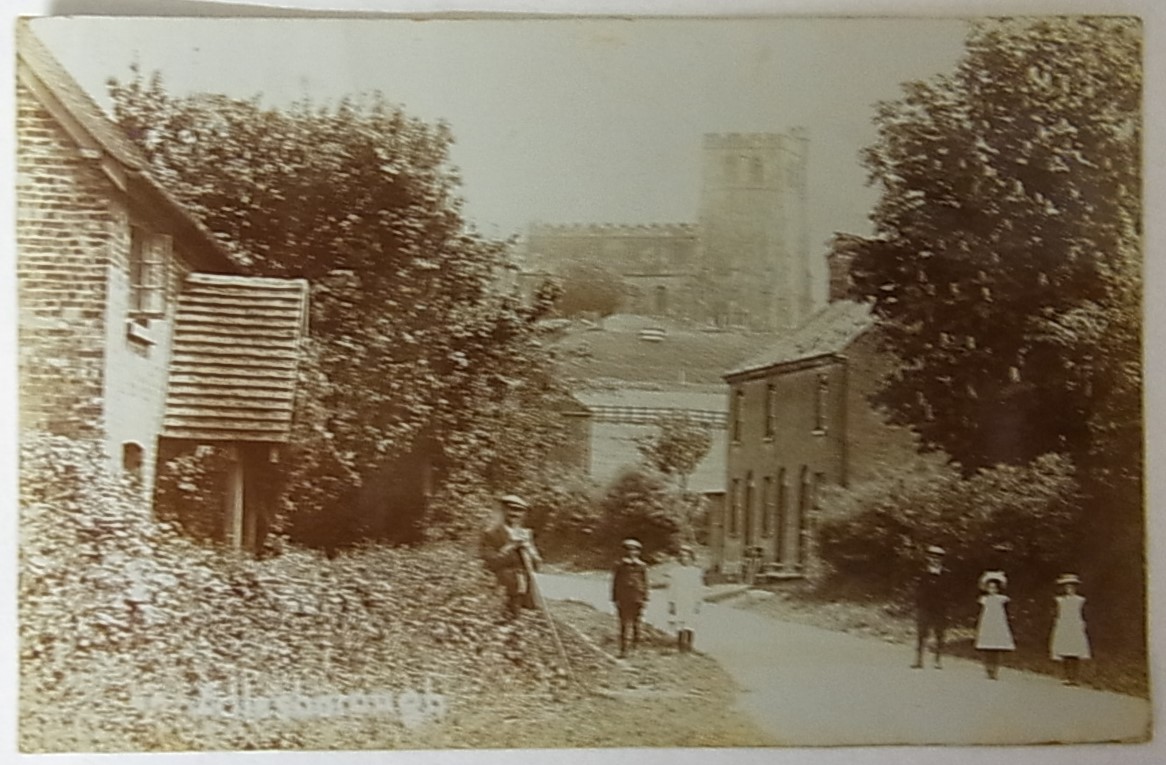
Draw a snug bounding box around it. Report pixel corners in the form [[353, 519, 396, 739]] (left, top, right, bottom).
[[711, 242, 919, 579], [16, 22, 308, 551]]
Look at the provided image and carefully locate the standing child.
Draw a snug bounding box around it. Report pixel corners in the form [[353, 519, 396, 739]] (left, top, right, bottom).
[[1050, 573, 1091, 686], [667, 545, 704, 653], [611, 539, 649, 658], [975, 573, 1015, 679]]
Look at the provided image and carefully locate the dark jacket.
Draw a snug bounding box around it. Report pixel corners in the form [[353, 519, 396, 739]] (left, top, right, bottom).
[[480, 523, 540, 576], [612, 558, 649, 605], [916, 565, 950, 617]]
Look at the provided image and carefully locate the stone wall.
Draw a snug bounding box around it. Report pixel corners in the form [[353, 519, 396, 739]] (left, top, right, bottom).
[[698, 131, 812, 331]]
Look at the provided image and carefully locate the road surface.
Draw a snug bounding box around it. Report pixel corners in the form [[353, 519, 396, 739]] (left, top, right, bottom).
[[536, 571, 1152, 746]]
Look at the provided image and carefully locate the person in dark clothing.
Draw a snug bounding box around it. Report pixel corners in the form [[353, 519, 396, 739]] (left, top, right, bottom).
[[480, 495, 541, 620], [913, 545, 951, 669], [611, 538, 649, 658]]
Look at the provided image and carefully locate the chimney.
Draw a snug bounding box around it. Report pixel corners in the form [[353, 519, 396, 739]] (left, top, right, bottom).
[[825, 233, 863, 303]]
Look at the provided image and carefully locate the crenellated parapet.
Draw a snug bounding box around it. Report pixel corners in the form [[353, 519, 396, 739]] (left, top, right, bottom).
[[528, 222, 699, 239], [703, 130, 807, 150]]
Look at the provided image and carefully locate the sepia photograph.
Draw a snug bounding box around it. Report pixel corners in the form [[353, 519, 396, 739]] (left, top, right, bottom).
[[9, 3, 1155, 756]]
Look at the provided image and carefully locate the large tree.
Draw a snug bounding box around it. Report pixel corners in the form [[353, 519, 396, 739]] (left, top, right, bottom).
[[849, 18, 1144, 640], [849, 17, 1141, 476], [110, 72, 570, 542]]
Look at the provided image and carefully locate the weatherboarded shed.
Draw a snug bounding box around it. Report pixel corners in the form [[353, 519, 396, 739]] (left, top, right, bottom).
[[162, 274, 310, 550]]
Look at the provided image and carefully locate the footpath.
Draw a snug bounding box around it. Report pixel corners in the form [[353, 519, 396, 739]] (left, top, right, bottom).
[[536, 571, 1152, 746]]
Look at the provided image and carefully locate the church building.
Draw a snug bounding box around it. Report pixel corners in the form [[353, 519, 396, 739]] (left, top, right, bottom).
[[519, 130, 814, 332]]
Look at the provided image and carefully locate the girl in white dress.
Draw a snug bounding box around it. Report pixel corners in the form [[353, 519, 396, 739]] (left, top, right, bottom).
[[667, 546, 704, 653], [975, 573, 1015, 679], [1050, 573, 1091, 686]]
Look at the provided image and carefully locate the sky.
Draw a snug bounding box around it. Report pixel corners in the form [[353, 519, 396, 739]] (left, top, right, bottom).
[[31, 16, 969, 264]]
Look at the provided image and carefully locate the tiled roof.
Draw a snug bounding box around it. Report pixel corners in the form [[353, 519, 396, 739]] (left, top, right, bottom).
[[725, 300, 874, 379], [16, 20, 238, 273], [162, 274, 310, 443], [17, 19, 148, 170]]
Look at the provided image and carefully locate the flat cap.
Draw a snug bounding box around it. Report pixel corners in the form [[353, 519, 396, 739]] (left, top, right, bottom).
[[500, 495, 529, 510]]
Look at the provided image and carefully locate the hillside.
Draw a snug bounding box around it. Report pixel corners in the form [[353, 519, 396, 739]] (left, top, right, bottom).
[[553, 314, 774, 386]]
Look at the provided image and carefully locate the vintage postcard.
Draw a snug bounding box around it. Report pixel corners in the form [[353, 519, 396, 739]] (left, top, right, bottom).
[[9, 6, 1156, 759]]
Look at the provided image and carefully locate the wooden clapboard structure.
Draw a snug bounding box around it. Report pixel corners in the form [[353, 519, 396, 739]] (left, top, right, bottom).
[[162, 273, 310, 552]]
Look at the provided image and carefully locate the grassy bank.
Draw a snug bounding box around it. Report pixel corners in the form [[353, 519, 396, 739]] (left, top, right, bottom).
[[408, 600, 773, 749]]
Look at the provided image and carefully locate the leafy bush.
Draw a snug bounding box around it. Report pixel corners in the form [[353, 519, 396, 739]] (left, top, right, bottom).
[[817, 453, 1081, 597], [596, 467, 682, 561], [19, 433, 603, 752]]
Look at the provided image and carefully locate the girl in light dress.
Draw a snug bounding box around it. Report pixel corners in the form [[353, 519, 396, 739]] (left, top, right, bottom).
[[667, 545, 704, 653], [974, 572, 1015, 679], [1050, 573, 1091, 686]]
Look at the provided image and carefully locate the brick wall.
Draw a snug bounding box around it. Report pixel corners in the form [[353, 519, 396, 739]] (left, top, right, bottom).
[[721, 358, 846, 572], [842, 332, 922, 485], [17, 81, 198, 496], [16, 82, 113, 440]]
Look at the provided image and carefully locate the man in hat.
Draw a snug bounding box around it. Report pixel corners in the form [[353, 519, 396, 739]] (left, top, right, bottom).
[[480, 495, 541, 620], [611, 538, 649, 658], [913, 545, 952, 669]]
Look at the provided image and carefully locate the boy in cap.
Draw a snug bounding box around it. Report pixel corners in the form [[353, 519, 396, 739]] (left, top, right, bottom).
[[913, 545, 951, 669], [612, 538, 649, 658], [480, 494, 541, 619]]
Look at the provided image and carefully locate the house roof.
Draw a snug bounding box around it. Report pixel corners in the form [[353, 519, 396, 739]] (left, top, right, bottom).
[[725, 300, 875, 380], [15, 19, 239, 274], [162, 274, 310, 443]]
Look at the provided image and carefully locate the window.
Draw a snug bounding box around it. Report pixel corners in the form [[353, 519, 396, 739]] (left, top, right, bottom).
[[130, 226, 170, 317], [732, 389, 744, 442], [813, 372, 829, 433], [655, 285, 668, 314], [728, 478, 740, 536], [743, 472, 754, 544], [764, 382, 777, 438], [723, 153, 737, 183], [797, 466, 810, 567], [776, 468, 787, 562], [761, 476, 773, 537]]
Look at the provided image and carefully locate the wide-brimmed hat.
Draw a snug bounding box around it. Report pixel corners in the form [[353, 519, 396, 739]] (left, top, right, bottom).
[[622, 538, 643, 550], [1057, 573, 1081, 586], [500, 494, 529, 510], [980, 572, 1007, 589], [926, 545, 946, 556]]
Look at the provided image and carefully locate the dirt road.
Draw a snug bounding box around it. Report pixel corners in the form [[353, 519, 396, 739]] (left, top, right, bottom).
[[536, 571, 1151, 746]]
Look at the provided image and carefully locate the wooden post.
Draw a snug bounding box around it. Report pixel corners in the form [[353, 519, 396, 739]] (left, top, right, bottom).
[[223, 444, 244, 550]]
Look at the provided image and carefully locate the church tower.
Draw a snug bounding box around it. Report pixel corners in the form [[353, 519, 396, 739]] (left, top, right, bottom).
[[697, 130, 812, 331]]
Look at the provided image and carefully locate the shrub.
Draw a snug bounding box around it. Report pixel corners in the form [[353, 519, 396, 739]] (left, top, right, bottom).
[[817, 453, 1081, 598], [597, 467, 682, 560]]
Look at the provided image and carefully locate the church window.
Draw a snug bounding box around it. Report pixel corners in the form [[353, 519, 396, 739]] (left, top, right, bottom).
[[750, 157, 764, 185], [723, 153, 737, 183]]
